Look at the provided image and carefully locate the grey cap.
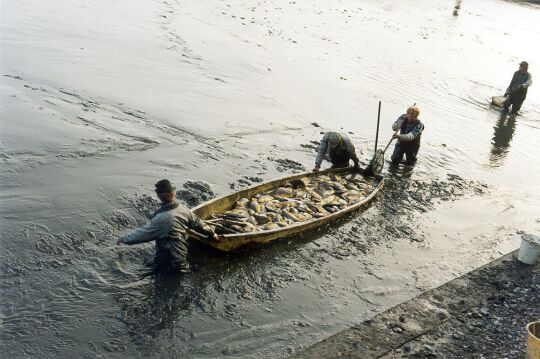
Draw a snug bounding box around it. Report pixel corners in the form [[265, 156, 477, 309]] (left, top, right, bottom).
[[328, 132, 342, 148], [155, 179, 176, 193]]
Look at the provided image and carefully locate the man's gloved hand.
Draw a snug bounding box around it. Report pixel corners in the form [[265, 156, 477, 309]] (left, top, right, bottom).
[[353, 161, 360, 170]]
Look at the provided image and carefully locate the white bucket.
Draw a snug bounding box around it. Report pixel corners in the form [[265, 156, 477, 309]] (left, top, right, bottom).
[[526, 322, 540, 359], [518, 234, 540, 265]]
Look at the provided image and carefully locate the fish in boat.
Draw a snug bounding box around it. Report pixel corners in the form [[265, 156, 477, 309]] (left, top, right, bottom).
[[264, 223, 279, 230], [344, 183, 359, 191], [253, 213, 270, 224], [248, 199, 261, 213], [257, 195, 275, 203], [191, 166, 384, 251], [330, 182, 348, 193], [267, 212, 283, 223], [282, 210, 300, 222], [236, 198, 249, 207], [272, 187, 293, 197], [319, 195, 336, 206]]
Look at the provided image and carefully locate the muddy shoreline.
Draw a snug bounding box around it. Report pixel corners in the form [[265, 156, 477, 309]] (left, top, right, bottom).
[[295, 250, 539, 358], [2, 0, 540, 357]]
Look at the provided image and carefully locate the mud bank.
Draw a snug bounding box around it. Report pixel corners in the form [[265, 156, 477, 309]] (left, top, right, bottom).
[[3, 0, 540, 357], [295, 250, 540, 358]]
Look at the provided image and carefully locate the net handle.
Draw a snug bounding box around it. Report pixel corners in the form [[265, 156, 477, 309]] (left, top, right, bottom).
[[373, 101, 381, 153], [382, 129, 400, 153]]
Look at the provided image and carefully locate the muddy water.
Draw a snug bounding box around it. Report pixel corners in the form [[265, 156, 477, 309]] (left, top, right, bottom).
[[1, 0, 539, 357]]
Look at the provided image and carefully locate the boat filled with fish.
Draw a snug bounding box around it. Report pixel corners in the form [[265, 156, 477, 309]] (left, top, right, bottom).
[[191, 167, 384, 251]]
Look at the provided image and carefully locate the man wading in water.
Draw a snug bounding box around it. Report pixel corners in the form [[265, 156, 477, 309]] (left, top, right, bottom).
[[117, 179, 217, 273], [313, 132, 360, 172], [503, 61, 532, 115], [390, 106, 424, 166]]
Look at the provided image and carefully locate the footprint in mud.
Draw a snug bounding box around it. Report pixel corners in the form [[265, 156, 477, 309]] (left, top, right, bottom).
[[267, 157, 306, 173], [127, 194, 159, 219], [3, 74, 24, 81], [106, 210, 140, 230], [300, 140, 320, 152], [243, 176, 263, 183], [176, 180, 215, 208], [229, 178, 251, 190], [157, 0, 203, 63], [228, 176, 263, 190]]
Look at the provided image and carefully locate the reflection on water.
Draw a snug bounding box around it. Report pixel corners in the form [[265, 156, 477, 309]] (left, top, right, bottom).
[[489, 112, 517, 167], [115, 274, 216, 357], [118, 274, 195, 355]]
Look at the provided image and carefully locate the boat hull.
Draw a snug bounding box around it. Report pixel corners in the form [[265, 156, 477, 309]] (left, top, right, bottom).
[[191, 166, 384, 252]]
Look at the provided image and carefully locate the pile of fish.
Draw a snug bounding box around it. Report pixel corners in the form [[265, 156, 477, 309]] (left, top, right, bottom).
[[206, 174, 374, 234]]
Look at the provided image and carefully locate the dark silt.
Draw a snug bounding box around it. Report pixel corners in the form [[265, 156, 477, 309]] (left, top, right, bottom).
[[1, 0, 539, 357]]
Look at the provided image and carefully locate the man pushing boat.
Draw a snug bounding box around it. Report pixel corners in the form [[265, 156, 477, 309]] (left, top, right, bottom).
[[503, 61, 532, 115], [117, 179, 217, 273], [313, 132, 360, 172]]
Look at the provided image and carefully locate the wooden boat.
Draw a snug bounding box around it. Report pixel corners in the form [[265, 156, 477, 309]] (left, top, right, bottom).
[[191, 166, 384, 252]]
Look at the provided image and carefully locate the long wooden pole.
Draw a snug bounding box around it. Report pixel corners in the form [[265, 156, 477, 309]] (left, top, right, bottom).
[[374, 101, 381, 152]]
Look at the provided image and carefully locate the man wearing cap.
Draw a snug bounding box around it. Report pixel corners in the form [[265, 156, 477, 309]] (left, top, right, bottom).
[[391, 106, 424, 165], [503, 61, 532, 114], [313, 132, 360, 172], [117, 179, 216, 273]]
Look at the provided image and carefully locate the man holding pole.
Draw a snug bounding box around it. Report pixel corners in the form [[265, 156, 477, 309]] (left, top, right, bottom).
[[390, 105, 424, 166]]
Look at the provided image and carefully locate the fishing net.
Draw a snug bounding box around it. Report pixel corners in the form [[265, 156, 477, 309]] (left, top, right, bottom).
[[367, 149, 385, 175]]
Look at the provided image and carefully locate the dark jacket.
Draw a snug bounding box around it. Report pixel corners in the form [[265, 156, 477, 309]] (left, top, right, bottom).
[[120, 201, 213, 271], [505, 71, 532, 99], [392, 115, 424, 151]]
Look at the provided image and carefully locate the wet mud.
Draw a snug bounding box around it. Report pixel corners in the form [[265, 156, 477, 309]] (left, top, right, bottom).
[[176, 181, 216, 207], [2, 0, 540, 357], [0, 165, 494, 358], [268, 157, 307, 173], [296, 251, 540, 359], [300, 141, 320, 152]]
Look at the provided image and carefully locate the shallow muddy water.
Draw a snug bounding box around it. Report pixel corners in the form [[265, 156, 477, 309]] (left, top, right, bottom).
[[1, 0, 540, 357]]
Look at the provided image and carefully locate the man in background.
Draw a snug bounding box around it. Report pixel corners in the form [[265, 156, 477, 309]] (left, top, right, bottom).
[[503, 61, 532, 114]]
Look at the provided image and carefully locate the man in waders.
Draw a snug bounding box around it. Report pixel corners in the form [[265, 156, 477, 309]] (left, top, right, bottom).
[[391, 106, 424, 166], [313, 132, 360, 172], [117, 179, 217, 273], [503, 61, 532, 114]]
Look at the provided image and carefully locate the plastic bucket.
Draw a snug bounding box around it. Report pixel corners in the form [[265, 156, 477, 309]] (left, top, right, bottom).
[[526, 322, 540, 359], [518, 234, 540, 265]]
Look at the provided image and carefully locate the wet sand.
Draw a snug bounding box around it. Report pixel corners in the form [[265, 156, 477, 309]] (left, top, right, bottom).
[[295, 250, 540, 358], [1, 0, 540, 357]]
